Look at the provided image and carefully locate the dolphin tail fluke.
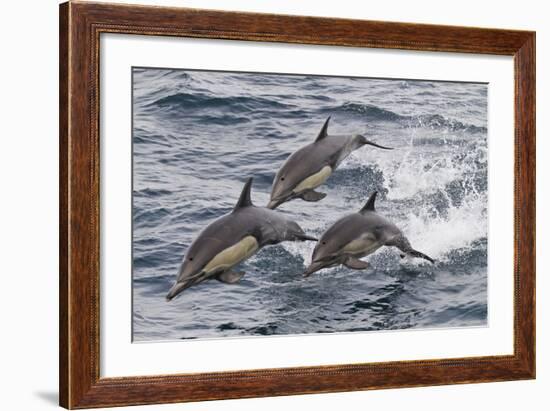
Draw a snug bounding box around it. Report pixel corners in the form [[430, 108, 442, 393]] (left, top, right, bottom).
[[297, 233, 318, 242], [357, 134, 394, 150], [407, 249, 435, 264], [387, 235, 435, 264]]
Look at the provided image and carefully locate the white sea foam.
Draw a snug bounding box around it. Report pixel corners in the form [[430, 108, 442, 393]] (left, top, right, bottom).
[[401, 191, 487, 262], [132, 68, 490, 340], [320, 129, 488, 262], [280, 240, 316, 264]]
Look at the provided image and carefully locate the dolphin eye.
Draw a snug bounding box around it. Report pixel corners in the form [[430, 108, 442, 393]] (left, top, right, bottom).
[[189, 257, 193, 261], [280, 177, 285, 181], [322, 241, 326, 245]]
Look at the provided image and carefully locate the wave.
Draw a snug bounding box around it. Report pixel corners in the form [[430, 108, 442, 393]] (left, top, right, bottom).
[[281, 190, 486, 269], [401, 191, 487, 262], [147, 90, 485, 133], [336, 103, 405, 121], [132, 68, 489, 340], [279, 138, 487, 265], [148, 92, 292, 112], [380, 142, 487, 201], [332, 103, 486, 133], [346, 137, 487, 262], [134, 187, 173, 198], [408, 114, 486, 133]]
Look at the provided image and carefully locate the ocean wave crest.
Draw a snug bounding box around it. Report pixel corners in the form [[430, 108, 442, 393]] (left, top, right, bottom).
[[333, 102, 486, 133], [149, 92, 292, 112]]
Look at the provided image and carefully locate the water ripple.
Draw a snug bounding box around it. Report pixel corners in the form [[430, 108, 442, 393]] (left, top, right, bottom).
[[131, 68, 488, 341]]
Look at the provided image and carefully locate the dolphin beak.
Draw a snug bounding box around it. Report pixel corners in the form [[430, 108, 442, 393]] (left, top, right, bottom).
[[267, 198, 283, 209], [303, 261, 327, 277], [166, 280, 193, 301]]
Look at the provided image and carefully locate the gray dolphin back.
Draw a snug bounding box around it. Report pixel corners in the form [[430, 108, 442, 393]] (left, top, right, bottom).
[[360, 191, 435, 263], [268, 118, 393, 209], [167, 178, 317, 300], [304, 191, 434, 277]]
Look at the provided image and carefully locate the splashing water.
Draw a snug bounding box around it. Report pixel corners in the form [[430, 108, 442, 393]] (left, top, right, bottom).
[[403, 192, 487, 262], [132, 68, 488, 341]]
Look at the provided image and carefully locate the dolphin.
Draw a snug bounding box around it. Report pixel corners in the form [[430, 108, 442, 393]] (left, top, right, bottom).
[[267, 117, 392, 209], [303, 191, 434, 277], [166, 178, 317, 301]]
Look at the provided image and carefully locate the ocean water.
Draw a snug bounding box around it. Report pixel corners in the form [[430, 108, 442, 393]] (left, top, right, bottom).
[[132, 67, 488, 341]]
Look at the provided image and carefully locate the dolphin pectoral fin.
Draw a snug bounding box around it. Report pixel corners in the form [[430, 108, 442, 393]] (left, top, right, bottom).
[[343, 257, 370, 270], [300, 190, 327, 202], [216, 271, 246, 284]]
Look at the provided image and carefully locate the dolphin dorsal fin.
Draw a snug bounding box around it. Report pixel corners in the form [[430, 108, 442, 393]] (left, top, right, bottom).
[[360, 191, 377, 213], [314, 117, 331, 142], [234, 178, 254, 211]]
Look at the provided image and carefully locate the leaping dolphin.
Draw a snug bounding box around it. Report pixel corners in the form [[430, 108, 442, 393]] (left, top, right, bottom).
[[267, 117, 392, 209], [166, 178, 317, 301], [303, 191, 434, 277]]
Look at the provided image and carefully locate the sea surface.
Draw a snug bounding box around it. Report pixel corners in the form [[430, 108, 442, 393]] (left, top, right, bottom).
[[132, 67, 488, 341]]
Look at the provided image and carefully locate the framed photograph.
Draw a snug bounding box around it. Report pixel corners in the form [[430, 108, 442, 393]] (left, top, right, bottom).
[[59, 1, 535, 409]]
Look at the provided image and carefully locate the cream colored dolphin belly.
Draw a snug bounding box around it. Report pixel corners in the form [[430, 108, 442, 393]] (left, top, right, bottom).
[[342, 233, 381, 256], [203, 236, 258, 273], [293, 165, 332, 193]]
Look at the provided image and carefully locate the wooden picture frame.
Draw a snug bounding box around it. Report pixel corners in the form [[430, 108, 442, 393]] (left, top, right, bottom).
[[59, 1, 535, 408]]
